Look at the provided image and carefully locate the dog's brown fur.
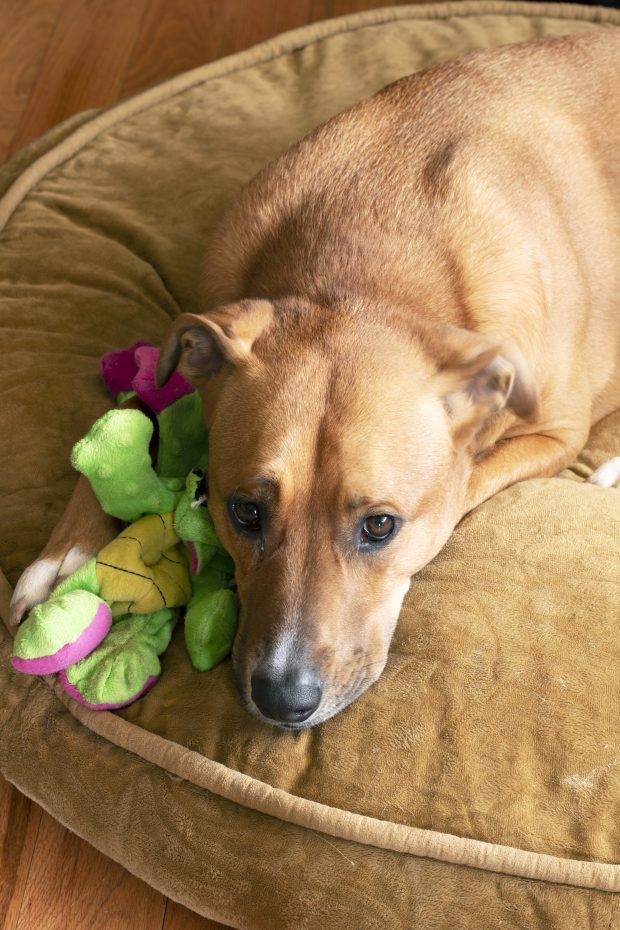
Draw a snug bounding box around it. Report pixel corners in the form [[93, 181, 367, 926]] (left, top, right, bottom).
[[12, 31, 620, 728]]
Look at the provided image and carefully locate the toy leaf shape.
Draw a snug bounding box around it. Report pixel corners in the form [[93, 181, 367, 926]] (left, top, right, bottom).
[[156, 391, 209, 478], [12, 584, 111, 674], [71, 408, 179, 522], [184, 584, 238, 672], [174, 470, 233, 576], [96, 513, 192, 615], [60, 607, 178, 709]]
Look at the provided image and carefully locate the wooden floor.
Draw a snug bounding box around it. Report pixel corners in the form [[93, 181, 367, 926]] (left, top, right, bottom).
[[0, 0, 425, 164], [0, 1, 429, 928]]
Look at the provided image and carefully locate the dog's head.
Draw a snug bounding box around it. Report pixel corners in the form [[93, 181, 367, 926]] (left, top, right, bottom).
[[158, 297, 532, 728]]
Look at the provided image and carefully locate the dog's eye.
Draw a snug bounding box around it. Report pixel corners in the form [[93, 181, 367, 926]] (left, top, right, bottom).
[[230, 499, 262, 533], [361, 514, 395, 543]]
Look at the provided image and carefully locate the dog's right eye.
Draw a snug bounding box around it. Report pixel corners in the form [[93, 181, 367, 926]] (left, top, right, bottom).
[[230, 499, 262, 534]]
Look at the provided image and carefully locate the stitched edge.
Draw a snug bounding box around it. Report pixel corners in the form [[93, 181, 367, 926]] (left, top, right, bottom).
[[47, 679, 620, 892], [0, 1, 619, 231], [1, 1, 620, 892]]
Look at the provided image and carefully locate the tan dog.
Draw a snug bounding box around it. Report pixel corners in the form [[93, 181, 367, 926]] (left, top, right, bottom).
[[11, 31, 620, 729]]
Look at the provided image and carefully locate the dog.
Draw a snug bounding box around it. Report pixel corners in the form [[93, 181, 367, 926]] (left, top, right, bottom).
[[11, 30, 620, 729]]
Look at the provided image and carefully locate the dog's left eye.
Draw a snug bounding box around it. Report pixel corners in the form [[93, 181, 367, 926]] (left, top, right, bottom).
[[361, 514, 395, 543]]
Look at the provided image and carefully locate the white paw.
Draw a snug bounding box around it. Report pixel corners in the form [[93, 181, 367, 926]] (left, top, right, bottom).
[[588, 456, 620, 489], [9, 546, 92, 627]]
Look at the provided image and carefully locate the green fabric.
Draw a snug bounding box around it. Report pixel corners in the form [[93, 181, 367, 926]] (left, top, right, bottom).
[[53, 556, 100, 598], [13, 587, 105, 660], [72, 408, 179, 521], [116, 389, 137, 404], [184, 571, 238, 671], [63, 607, 177, 706], [1, 4, 620, 928], [174, 471, 224, 573], [156, 391, 209, 478]]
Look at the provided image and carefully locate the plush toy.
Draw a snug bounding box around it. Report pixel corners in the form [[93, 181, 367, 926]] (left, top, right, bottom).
[[11, 343, 238, 709]]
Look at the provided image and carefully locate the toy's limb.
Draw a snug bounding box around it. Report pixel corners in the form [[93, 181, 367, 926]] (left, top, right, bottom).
[[100, 340, 152, 396], [12, 558, 112, 674], [184, 567, 238, 672], [133, 346, 194, 415], [96, 513, 192, 614], [71, 408, 180, 522], [59, 607, 178, 710], [50, 554, 100, 597], [174, 471, 233, 576], [157, 392, 209, 478]]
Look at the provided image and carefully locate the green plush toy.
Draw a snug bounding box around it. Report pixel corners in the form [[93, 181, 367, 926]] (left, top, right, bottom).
[[11, 343, 238, 710]]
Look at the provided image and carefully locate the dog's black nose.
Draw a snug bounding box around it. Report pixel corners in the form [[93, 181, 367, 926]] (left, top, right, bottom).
[[251, 667, 322, 724]]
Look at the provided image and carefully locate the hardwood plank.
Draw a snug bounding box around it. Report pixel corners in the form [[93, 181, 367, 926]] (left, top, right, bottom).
[[163, 899, 230, 930], [9, 0, 148, 156], [212, 0, 315, 58], [120, 0, 313, 100], [14, 810, 166, 930], [0, 778, 43, 930], [0, 0, 61, 163]]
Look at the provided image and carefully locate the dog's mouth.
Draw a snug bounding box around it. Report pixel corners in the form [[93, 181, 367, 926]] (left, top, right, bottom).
[[232, 633, 386, 730], [237, 683, 381, 731], [273, 678, 384, 730]]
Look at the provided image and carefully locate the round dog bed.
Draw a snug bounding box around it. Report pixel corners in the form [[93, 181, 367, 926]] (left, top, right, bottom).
[[1, 3, 619, 928]]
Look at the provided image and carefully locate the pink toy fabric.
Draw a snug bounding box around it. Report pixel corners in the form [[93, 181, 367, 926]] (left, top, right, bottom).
[[100, 340, 152, 395], [132, 345, 194, 414], [100, 342, 193, 413], [10, 602, 112, 675], [187, 541, 200, 576]]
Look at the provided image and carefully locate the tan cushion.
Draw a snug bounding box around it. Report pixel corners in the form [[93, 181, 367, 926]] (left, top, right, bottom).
[[1, 4, 619, 927]]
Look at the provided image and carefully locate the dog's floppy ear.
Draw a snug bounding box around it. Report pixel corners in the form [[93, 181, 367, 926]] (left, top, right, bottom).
[[431, 325, 539, 441], [156, 300, 274, 387]]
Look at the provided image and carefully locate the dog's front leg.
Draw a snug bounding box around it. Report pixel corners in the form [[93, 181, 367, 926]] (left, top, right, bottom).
[[463, 431, 585, 515], [589, 457, 620, 489], [9, 475, 120, 626]]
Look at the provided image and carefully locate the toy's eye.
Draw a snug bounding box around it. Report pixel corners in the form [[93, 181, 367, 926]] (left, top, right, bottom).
[[230, 499, 262, 534], [361, 514, 395, 544], [194, 472, 209, 508]]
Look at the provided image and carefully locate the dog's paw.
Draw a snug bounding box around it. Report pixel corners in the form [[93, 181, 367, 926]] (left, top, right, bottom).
[[587, 456, 620, 490], [9, 545, 94, 627]]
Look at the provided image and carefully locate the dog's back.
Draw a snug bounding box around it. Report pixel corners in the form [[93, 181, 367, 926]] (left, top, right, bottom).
[[203, 35, 617, 292], [200, 30, 620, 429]]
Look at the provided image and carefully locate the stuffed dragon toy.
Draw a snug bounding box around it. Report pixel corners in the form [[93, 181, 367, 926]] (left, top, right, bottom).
[[11, 342, 238, 710]]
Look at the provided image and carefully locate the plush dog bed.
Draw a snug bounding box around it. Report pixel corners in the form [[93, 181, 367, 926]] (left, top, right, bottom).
[[1, 3, 619, 927]]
